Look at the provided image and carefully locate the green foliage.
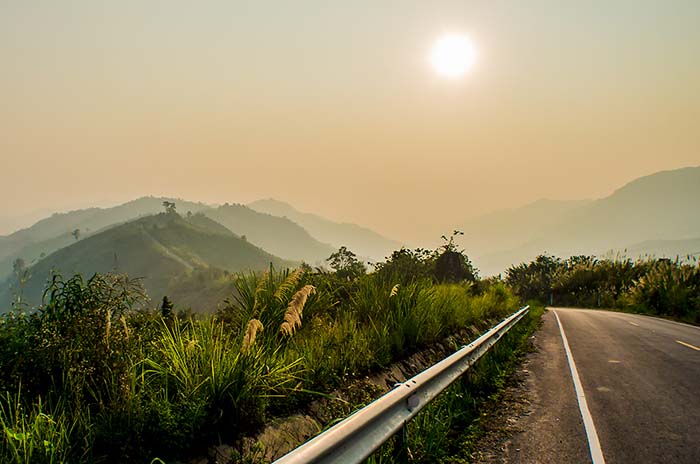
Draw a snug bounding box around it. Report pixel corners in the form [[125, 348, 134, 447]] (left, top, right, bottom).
[[135, 317, 300, 457], [504, 254, 562, 302], [434, 230, 478, 284], [0, 252, 522, 461], [374, 232, 478, 286], [627, 259, 700, 320], [161, 201, 177, 214], [0, 392, 74, 464], [326, 246, 367, 280], [160, 296, 174, 319], [506, 255, 700, 323], [374, 248, 435, 283]]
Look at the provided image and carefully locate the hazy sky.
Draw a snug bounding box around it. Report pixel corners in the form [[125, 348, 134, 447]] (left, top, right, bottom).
[[1, 1, 699, 241]]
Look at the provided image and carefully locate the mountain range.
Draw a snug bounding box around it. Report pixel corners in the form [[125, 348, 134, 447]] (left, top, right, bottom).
[[0, 196, 395, 284], [1, 165, 697, 309], [0, 196, 400, 311], [461, 166, 700, 275], [204, 203, 335, 263]]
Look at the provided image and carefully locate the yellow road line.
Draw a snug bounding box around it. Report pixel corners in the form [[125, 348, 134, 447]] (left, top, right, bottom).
[[676, 340, 700, 351]]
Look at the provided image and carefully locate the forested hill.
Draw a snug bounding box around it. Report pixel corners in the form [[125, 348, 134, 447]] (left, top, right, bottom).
[[1, 212, 292, 310], [0, 197, 211, 281]]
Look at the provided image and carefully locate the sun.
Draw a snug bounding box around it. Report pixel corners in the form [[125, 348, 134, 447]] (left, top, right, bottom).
[[430, 34, 476, 78]]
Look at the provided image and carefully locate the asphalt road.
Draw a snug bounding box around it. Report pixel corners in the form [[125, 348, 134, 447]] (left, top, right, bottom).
[[498, 308, 700, 464]]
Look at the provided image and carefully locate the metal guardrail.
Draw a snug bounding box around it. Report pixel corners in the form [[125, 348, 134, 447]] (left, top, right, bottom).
[[273, 305, 530, 464]]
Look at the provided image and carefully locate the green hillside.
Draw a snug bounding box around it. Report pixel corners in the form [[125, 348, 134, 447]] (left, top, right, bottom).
[[0, 198, 341, 281], [1, 213, 292, 311], [203, 203, 335, 264], [248, 198, 403, 261], [0, 197, 212, 281]]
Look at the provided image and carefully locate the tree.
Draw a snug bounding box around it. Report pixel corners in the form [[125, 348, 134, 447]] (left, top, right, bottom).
[[11, 258, 30, 309], [374, 247, 435, 283], [505, 254, 562, 301], [327, 246, 367, 280], [71, 228, 81, 241], [162, 201, 177, 214], [434, 230, 478, 283], [161, 296, 174, 319]]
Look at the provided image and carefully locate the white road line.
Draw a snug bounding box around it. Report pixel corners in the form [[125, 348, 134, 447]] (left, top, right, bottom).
[[554, 310, 606, 464], [676, 340, 700, 351], [627, 313, 700, 332], [628, 321, 639, 327]]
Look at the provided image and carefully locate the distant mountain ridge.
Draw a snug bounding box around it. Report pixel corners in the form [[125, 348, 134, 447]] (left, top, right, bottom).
[[458, 198, 593, 256], [464, 166, 700, 275], [248, 198, 402, 261], [202, 203, 335, 264]]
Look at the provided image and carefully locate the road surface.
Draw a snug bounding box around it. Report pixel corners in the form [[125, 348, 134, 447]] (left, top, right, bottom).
[[491, 307, 700, 464]]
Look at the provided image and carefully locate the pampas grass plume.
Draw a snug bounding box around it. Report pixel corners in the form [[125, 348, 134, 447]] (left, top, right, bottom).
[[389, 284, 400, 298], [241, 318, 264, 353], [280, 285, 316, 336]]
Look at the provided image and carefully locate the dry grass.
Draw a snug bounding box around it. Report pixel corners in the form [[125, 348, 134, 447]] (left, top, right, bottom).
[[389, 284, 400, 298], [280, 285, 316, 336], [241, 318, 264, 354]]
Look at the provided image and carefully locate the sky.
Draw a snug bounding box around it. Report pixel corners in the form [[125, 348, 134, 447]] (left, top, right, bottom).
[[1, 1, 699, 241]]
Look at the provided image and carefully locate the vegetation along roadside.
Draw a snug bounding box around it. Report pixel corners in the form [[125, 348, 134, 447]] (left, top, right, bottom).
[[1, 233, 526, 463]]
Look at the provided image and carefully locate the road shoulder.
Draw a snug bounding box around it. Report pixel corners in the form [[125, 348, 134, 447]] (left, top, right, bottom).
[[474, 310, 591, 464]]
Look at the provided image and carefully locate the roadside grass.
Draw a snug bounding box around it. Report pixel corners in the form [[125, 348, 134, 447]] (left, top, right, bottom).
[[0, 269, 522, 462], [0, 391, 74, 464]]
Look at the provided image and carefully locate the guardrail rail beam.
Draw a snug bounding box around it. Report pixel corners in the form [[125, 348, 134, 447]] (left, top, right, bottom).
[[273, 305, 530, 464]]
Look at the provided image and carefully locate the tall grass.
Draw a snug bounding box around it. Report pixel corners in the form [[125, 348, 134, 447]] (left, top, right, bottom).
[[0, 391, 73, 464], [1, 265, 523, 462], [144, 317, 300, 431]]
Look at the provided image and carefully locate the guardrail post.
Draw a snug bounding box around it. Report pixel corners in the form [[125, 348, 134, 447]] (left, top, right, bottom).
[[392, 421, 409, 461]]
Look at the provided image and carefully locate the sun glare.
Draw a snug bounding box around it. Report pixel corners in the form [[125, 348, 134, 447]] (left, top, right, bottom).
[[430, 34, 476, 78]]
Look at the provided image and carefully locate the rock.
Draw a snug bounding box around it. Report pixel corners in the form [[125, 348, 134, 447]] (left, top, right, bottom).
[[209, 444, 235, 463]]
